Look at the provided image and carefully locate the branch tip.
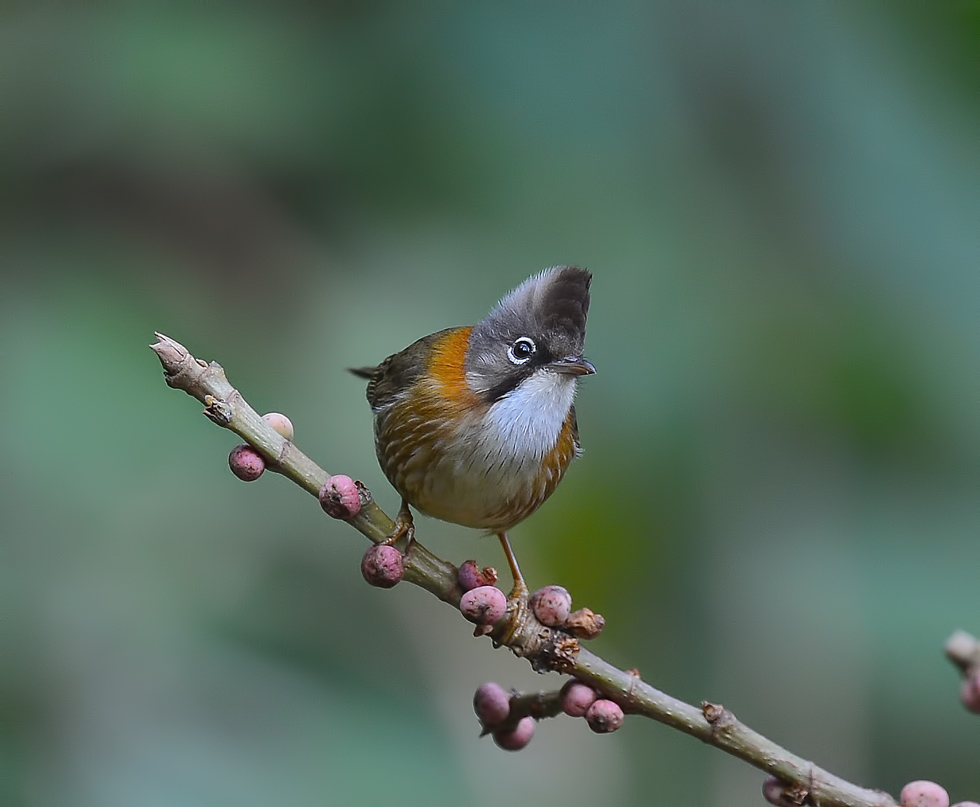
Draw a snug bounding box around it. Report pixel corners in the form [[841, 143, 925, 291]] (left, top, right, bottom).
[[149, 332, 189, 370]]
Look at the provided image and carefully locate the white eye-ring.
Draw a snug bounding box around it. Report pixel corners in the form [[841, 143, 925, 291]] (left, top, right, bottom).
[[507, 336, 536, 364]]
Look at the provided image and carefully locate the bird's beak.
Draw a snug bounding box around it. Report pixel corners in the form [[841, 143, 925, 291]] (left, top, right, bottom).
[[549, 356, 596, 376]]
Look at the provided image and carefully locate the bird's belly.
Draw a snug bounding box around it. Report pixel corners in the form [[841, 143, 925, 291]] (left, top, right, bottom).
[[413, 451, 540, 530], [387, 413, 575, 532]]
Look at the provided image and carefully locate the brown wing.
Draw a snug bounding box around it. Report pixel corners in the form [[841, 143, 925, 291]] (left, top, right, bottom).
[[348, 328, 462, 412]]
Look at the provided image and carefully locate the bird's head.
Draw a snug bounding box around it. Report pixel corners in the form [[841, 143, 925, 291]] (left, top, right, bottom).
[[464, 266, 594, 403]]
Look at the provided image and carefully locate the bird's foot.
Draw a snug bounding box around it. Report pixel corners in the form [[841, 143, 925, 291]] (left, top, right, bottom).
[[497, 587, 531, 646], [382, 499, 415, 549], [507, 579, 529, 601]]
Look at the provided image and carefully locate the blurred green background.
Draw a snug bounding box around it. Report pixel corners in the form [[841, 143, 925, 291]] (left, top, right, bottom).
[[1, 2, 978, 805]]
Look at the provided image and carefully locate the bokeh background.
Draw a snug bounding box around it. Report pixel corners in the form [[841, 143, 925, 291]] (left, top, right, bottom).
[[1, 3, 978, 805]]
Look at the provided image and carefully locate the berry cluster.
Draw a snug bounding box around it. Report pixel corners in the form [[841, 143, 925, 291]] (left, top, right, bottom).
[[473, 678, 626, 752], [455, 572, 621, 748], [560, 679, 625, 733], [473, 683, 537, 750], [762, 776, 978, 807], [455, 569, 605, 640]]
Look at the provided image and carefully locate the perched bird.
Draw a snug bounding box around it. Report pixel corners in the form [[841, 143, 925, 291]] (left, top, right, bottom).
[[350, 266, 594, 595]]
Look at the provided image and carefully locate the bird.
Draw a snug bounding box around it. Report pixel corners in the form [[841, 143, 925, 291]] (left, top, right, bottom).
[[350, 266, 594, 597]]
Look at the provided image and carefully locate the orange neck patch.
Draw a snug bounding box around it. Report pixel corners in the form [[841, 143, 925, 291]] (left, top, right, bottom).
[[426, 326, 478, 407]]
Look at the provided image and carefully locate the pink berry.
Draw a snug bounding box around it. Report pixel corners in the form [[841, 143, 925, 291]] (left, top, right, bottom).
[[458, 560, 481, 591], [901, 781, 950, 807], [459, 585, 507, 626], [762, 776, 796, 807], [492, 716, 535, 751], [319, 474, 362, 519], [457, 560, 498, 591], [961, 670, 980, 714], [585, 699, 624, 734], [529, 585, 572, 627], [262, 412, 294, 440], [360, 544, 403, 588], [228, 444, 265, 481], [473, 682, 511, 726], [560, 680, 597, 717]]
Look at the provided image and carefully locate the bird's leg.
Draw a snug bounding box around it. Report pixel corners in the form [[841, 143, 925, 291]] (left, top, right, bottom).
[[497, 532, 528, 600], [383, 499, 416, 549], [495, 531, 532, 645]]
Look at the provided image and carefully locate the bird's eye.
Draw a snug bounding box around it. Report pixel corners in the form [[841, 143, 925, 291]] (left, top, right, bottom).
[[507, 336, 536, 364]]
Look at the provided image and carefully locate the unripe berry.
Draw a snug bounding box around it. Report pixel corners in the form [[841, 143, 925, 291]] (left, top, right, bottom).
[[492, 716, 535, 751], [228, 444, 265, 481], [560, 679, 597, 717], [262, 412, 294, 440], [529, 585, 572, 627], [319, 474, 362, 519], [360, 544, 403, 588], [585, 699, 624, 734], [459, 585, 507, 626], [960, 669, 980, 714], [951, 802, 980, 807], [901, 781, 950, 807], [473, 682, 511, 726], [457, 560, 498, 591]]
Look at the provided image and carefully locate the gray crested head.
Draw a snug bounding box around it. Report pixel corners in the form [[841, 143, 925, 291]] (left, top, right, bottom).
[[465, 266, 593, 401]]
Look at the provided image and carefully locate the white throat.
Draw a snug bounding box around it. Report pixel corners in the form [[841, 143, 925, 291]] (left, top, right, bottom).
[[480, 371, 577, 460]]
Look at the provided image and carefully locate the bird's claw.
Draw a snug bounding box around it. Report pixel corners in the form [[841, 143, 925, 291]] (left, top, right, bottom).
[[497, 588, 531, 646], [507, 581, 529, 601], [383, 500, 415, 548]]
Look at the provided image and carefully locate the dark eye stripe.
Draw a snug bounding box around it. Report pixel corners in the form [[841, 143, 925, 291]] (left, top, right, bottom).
[[483, 339, 557, 404], [483, 366, 533, 403]]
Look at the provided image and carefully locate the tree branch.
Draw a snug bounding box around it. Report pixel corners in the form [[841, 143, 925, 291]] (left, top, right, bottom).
[[150, 332, 897, 807]]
